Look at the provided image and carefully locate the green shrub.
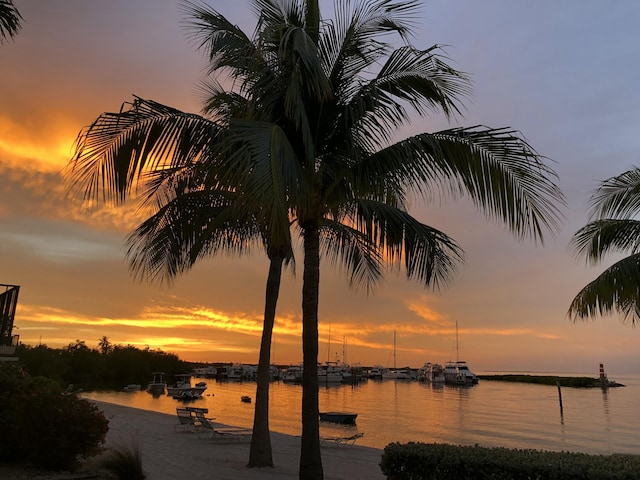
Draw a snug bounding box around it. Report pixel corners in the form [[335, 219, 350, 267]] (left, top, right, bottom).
[[0, 364, 109, 471], [379, 442, 640, 480]]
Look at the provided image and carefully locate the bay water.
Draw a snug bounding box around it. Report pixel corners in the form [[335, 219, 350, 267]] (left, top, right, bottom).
[[82, 372, 640, 455]]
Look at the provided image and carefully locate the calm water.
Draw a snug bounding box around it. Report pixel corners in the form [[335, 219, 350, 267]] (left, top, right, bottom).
[[82, 373, 640, 455]]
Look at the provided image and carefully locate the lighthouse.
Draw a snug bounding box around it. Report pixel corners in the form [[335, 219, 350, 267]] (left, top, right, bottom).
[[599, 363, 608, 389]]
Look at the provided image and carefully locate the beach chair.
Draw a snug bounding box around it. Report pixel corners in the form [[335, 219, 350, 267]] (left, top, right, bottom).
[[320, 432, 364, 447], [191, 409, 218, 437], [191, 409, 251, 442], [175, 407, 195, 432]]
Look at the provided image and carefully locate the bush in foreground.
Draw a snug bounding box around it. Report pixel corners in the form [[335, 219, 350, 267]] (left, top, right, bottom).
[[0, 364, 109, 471], [380, 442, 640, 480], [101, 437, 146, 480]]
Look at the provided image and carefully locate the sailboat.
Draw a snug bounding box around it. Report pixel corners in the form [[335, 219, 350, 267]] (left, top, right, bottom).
[[443, 321, 478, 386], [382, 331, 413, 380]]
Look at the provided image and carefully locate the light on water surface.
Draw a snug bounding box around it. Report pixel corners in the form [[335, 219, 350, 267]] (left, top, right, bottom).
[[83, 373, 640, 455]]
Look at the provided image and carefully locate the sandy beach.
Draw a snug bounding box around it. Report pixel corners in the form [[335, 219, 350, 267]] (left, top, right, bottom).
[[89, 400, 385, 479]]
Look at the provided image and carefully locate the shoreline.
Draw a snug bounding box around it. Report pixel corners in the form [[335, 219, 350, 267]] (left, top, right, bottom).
[[93, 400, 385, 479]]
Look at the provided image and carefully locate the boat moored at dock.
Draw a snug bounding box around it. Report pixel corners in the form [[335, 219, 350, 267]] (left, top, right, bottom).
[[444, 361, 478, 386], [147, 372, 167, 395]]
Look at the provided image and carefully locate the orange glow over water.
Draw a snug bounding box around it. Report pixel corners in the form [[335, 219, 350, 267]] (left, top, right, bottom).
[[83, 374, 640, 454]]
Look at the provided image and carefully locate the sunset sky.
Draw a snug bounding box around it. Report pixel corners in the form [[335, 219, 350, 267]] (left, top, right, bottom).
[[2, 1, 640, 374]]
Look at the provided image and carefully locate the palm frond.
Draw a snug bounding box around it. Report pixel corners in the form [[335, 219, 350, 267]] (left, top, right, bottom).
[[126, 189, 264, 284], [66, 97, 221, 206], [588, 167, 640, 220], [568, 254, 640, 326], [323, 45, 471, 155], [347, 199, 463, 289], [0, 0, 22, 44], [570, 219, 640, 265], [180, 1, 259, 84], [372, 126, 565, 243], [320, 219, 385, 293], [227, 118, 305, 244]]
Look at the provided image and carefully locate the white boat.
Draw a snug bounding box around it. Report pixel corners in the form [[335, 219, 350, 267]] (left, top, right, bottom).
[[281, 364, 303, 384], [146, 372, 166, 395], [166, 374, 207, 397], [444, 360, 478, 386], [443, 321, 478, 386], [381, 332, 413, 380], [227, 363, 257, 381], [368, 365, 383, 380], [318, 361, 348, 383], [382, 368, 413, 380], [418, 363, 445, 383], [192, 365, 217, 377]]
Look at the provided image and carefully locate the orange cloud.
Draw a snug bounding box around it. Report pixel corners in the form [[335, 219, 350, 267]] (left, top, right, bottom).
[[0, 115, 77, 172]]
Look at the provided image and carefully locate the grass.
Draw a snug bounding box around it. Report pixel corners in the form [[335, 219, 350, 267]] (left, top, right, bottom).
[[100, 437, 145, 480]]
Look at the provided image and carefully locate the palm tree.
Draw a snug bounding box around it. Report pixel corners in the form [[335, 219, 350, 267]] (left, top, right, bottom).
[[98, 336, 112, 355], [65, 95, 293, 468], [198, 1, 564, 477], [67, 1, 565, 478], [0, 0, 22, 44], [569, 167, 640, 325]]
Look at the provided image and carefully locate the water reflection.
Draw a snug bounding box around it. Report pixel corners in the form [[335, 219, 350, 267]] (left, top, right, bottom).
[[82, 374, 640, 455]]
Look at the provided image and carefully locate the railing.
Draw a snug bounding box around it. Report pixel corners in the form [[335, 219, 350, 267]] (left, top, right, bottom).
[[0, 284, 20, 350]]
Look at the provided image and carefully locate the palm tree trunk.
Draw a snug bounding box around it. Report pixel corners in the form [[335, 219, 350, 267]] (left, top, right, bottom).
[[248, 256, 284, 468], [299, 225, 323, 479]]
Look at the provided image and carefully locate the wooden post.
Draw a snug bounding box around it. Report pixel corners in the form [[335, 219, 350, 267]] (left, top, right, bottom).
[[556, 380, 563, 415]]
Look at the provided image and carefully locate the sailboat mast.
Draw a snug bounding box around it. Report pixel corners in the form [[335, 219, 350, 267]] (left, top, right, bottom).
[[393, 330, 397, 370], [455, 320, 459, 363], [327, 321, 331, 363]]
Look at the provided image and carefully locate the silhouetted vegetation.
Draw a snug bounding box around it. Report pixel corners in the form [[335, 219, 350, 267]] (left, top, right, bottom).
[[380, 442, 640, 479], [0, 363, 109, 471], [477, 374, 624, 388], [101, 437, 146, 480], [15, 339, 191, 391]]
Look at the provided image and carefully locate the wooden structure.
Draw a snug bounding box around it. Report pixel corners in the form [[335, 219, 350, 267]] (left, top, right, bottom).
[[0, 284, 19, 360]]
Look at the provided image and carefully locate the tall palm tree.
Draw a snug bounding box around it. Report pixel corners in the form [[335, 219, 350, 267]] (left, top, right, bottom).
[[65, 96, 293, 468], [569, 167, 640, 325], [67, 1, 565, 479], [200, 1, 564, 477], [0, 0, 22, 44]]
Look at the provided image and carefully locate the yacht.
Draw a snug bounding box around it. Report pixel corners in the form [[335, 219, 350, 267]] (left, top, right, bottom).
[[444, 360, 478, 386], [318, 361, 348, 384], [418, 363, 445, 383]]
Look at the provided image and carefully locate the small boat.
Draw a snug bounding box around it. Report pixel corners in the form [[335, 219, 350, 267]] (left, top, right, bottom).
[[172, 389, 202, 401], [123, 384, 141, 392], [241, 395, 252, 403], [146, 372, 166, 395], [319, 412, 358, 425], [166, 374, 207, 397]]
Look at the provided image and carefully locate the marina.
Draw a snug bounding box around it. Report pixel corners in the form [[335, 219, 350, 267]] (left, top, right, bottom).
[[83, 371, 640, 456]]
